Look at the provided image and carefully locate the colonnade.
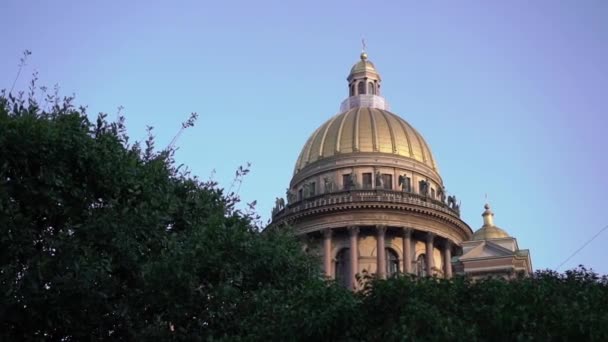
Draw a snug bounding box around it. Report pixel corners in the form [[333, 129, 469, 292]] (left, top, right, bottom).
[[322, 226, 454, 289]]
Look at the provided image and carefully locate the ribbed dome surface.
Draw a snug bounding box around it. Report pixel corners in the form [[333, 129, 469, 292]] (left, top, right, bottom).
[[350, 59, 378, 75], [294, 107, 437, 174], [472, 225, 510, 240]]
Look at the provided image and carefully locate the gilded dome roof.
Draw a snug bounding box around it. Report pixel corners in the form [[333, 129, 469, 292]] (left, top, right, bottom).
[[294, 107, 438, 174], [472, 225, 510, 240], [349, 52, 380, 77]]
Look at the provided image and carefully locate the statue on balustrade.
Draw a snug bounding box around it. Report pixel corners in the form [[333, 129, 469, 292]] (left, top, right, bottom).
[[272, 197, 285, 216], [419, 179, 429, 197], [398, 174, 411, 192], [345, 173, 358, 190], [324, 176, 334, 193], [302, 182, 311, 198], [448, 195, 460, 213], [437, 186, 447, 204], [375, 170, 384, 188], [286, 188, 296, 204]]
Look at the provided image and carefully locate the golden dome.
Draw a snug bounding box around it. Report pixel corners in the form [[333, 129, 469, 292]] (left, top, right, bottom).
[[472, 226, 510, 240], [294, 107, 438, 174], [350, 56, 379, 76], [472, 204, 510, 240], [350, 58, 378, 75]]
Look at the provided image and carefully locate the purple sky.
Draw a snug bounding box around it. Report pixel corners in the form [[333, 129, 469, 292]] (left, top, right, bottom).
[[2, 0, 607, 273]]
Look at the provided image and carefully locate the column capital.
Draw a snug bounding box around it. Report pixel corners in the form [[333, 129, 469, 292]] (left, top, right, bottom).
[[426, 232, 435, 243], [347, 226, 360, 236], [402, 227, 413, 237], [443, 239, 453, 249], [323, 228, 332, 238], [376, 225, 387, 235]]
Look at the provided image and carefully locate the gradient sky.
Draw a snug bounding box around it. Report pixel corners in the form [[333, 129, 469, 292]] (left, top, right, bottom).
[[2, 0, 607, 274]]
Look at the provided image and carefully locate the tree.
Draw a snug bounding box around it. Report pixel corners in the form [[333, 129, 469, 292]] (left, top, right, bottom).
[[0, 82, 352, 341], [355, 268, 608, 341]]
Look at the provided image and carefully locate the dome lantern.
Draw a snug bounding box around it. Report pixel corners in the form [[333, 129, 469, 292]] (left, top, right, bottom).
[[340, 49, 389, 112]]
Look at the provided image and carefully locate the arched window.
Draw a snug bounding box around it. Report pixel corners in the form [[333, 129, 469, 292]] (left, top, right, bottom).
[[357, 81, 366, 95], [349, 84, 355, 96], [386, 248, 399, 276], [417, 254, 427, 277], [335, 248, 350, 288], [368, 82, 375, 95]]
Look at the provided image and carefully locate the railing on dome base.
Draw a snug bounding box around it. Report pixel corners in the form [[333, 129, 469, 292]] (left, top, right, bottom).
[[272, 189, 460, 221]]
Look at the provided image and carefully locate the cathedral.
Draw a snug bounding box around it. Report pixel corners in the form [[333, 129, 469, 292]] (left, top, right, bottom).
[[270, 51, 532, 288]]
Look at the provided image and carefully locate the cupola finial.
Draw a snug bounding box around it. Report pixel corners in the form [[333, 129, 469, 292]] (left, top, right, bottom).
[[361, 38, 368, 60], [482, 203, 495, 227]]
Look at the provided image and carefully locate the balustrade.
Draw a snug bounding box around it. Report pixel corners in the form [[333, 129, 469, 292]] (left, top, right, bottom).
[[273, 189, 460, 220]]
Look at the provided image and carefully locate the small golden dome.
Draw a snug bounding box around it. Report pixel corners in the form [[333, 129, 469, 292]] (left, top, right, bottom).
[[472, 204, 510, 240], [294, 107, 438, 174], [472, 226, 510, 240], [350, 58, 379, 76], [348, 51, 380, 78]]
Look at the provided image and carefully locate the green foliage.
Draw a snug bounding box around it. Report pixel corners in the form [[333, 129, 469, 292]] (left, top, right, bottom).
[[355, 269, 608, 341], [1, 81, 607, 341], [0, 85, 327, 340]]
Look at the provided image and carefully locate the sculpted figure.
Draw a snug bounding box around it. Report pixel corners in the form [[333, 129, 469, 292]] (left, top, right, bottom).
[[398, 175, 411, 192], [286, 188, 296, 204], [324, 176, 334, 193], [419, 180, 429, 197], [375, 170, 384, 188], [272, 198, 280, 216], [437, 186, 447, 203], [447, 195, 458, 210], [454, 200, 461, 214], [349, 173, 357, 190], [272, 197, 285, 217], [302, 183, 310, 198]]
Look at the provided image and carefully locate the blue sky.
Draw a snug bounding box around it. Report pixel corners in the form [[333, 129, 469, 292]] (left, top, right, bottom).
[[2, 0, 607, 273]]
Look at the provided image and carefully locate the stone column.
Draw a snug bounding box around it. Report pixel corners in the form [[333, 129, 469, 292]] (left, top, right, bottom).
[[425, 233, 435, 276], [372, 169, 377, 190], [443, 240, 453, 279], [376, 225, 387, 279], [348, 226, 359, 289], [402, 228, 412, 274], [323, 228, 332, 278]]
